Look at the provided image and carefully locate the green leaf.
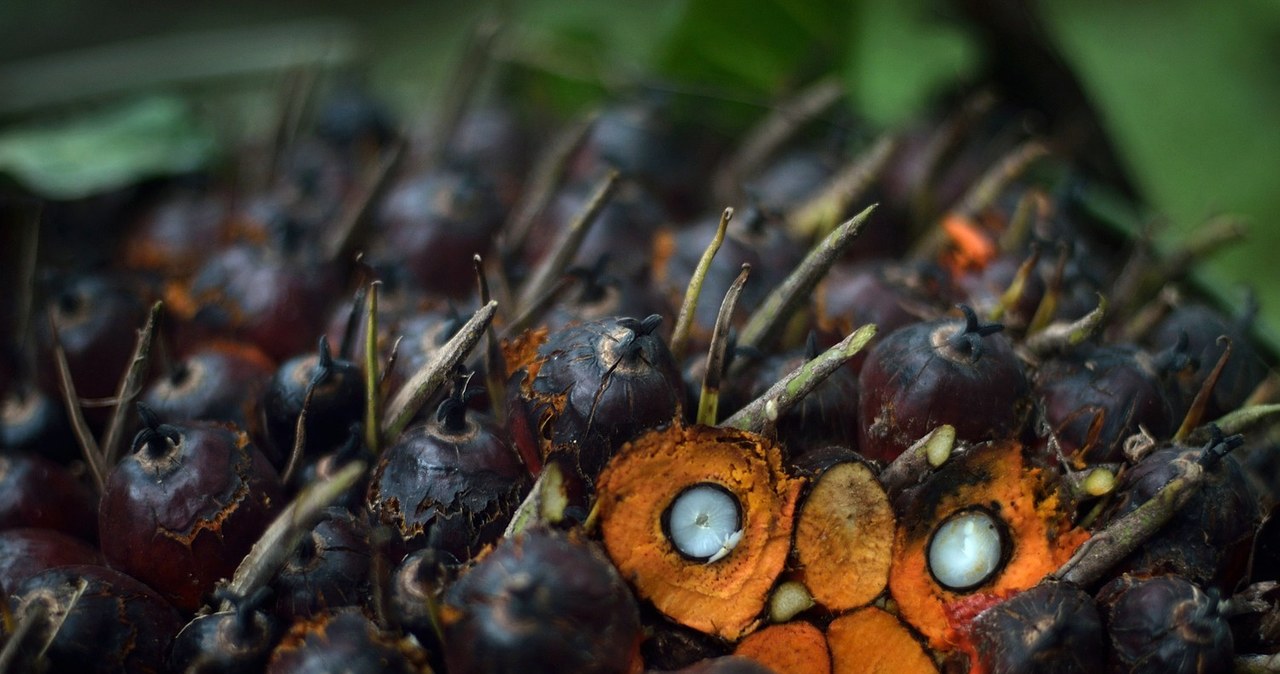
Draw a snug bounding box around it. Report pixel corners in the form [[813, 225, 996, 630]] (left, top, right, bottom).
[[844, 0, 979, 127], [0, 95, 216, 199], [1039, 0, 1280, 342]]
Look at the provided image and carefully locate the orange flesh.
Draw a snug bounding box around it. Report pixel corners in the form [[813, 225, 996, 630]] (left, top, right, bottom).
[[734, 622, 831, 674], [942, 213, 997, 271], [595, 424, 803, 641], [827, 607, 938, 674], [887, 442, 1090, 650], [793, 461, 895, 612]]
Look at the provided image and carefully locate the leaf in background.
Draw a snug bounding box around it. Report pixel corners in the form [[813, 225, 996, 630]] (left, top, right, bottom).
[[844, 0, 979, 127], [657, 0, 853, 96], [0, 95, 216, 200], [1039, 0, 1280, 339]]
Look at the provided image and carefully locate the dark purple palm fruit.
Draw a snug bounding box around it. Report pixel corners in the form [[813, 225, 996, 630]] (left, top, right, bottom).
[[265, 608, 431, 674], [386, 303, 468, 397], [1098, 574, 1233, 674], [373, 163, 505, 298], [1035, 343, 1177, 466], [269, 507, 371, 621], [0, 528, 102, 597], [1148, 300, 1269, 422], [962, 580, 1106, 674], [313, 84, 397, 161], [262, 336, 364, 468], [1103, 428, 1259, 590], [38, 272, 148, 419], [0, 451, 97, 541], [741, 332, 861, 456], [122, 184, 230, 277], [568, 98, 700, 217], [169, 587, 279, 674], [815, 259, 954, 355], [542, 255, 670, 334], [1, 382, 76, 463], [287, 423, 373, 510], [142, 340, 275, 435], [176, 243, 340, 362], [653, 206, 804, 337], [858, 304, 1031, 463], [507, 314, 686, 485], [98, 404, 284, 612], [9, 564, 183, 674], [440, 526, 644, 674], [370, 378, 529, 561], [520, 180, 669, 285], [389, 547, 454, 647], [442, 106, 530, 209]]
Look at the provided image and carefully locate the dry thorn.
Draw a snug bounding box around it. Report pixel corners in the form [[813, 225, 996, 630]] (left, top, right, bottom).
[[382, 300, 497, 441], [1175, 336, 1233, 441], [787, 134, 896, 239], [517, 170, 619, 313], [101, 301, 163, 467], [324, 139, 407, 263], [738, 204, 876, 355], [698, 264, 751, 426], [722, 323, 876, 434], [222, 461, 367, 609], [47, 311, 106, 492], [363, 281, 382, 455], [474, 254, 507, 426], [671, 207, 733, 362], [501, 111, 599, 260]]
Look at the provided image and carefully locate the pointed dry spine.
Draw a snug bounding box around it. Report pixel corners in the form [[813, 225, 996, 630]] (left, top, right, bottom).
[[671, 207, 732, 362], [101, 301, 163, 466], [382, 300, 497, 441], [722, 323, 876, 434], [47, 311, 105, 492], [737, 204, 876, 355], [698, 264, 751, 426], [712, 75, 844, 205], [517, 170, 619, 313]]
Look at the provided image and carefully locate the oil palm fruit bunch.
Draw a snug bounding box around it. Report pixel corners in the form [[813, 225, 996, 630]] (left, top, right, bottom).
[[4, 17, 1280, 674]]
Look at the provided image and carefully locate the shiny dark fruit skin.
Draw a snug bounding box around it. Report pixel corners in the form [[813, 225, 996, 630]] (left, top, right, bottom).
[[122, 185, 230, 276], [966, 580, 1106, 674], [1035, 344, 1176, 465], [370, 404, 528, 562], [1098, 574, 1233, 674], [388, 548, 456, 648], [142, 340, 275, 433], [441, 527, 643, 674], [0, 451, 97, 541], [508, 316, 686, 485], [169, 595, 279, 674], [815, 259, 953, 358], [373, 165, 505, 298], [521, 181, 668, 284], [269, 507, 372, 621], [261, 339, 365, 467], [181, 244, 339, 362], [9, 564, 183, 674], [1149, 302, 1269, 422], [0, 527, 103, 597], [1, 385, 76, 463], [857, 308, 1031, 463], [266, 608, 429, 674], [38, 272, 149, 409], [98, 418, 283, 612], [1105, 443, 1260, 590]]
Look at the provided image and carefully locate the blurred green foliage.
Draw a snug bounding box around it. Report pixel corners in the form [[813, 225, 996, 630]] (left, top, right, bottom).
[[1, 0, 1277, 333]]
